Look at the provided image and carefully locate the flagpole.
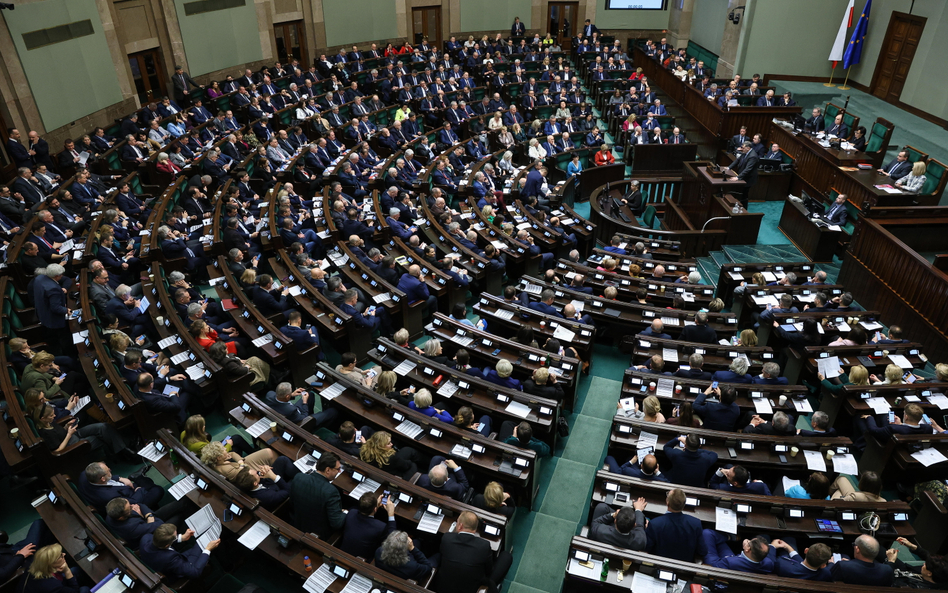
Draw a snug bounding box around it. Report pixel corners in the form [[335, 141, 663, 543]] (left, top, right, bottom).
[[838, 66, 852, 90], [825, 62, 838, 87]]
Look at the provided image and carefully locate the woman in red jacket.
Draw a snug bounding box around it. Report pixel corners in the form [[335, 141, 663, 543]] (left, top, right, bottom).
[[593, 144, 615, 166]]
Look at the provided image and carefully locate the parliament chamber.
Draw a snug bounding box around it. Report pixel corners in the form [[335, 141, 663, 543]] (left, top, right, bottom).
[[3, 1, 948, 593]]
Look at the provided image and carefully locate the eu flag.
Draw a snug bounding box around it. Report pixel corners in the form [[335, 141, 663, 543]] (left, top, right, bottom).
[[843, 0, 872, 69]]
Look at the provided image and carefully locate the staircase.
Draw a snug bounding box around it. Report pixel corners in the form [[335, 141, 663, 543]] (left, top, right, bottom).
[[695, 244, 842, 290]]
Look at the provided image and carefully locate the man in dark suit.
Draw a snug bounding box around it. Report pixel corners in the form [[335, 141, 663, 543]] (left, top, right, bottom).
[[826, 114, 849, 138], [772, 540, 833, 581], [280, 311, 319, 353], [645, 488, 707, 562], [252, 274, 295, 319], [877, 150, 912, 181], [6, 128, 33, 169], [10, 168, 46, 208], [139, 524, 219, 580], [679, 312, 717, 344], [528, 290, 564, 318], [820, 193, 849, 226], [417, 457, 470, 501], [432, 512, 512, 593], [397, 265, 437, 314], [78, 461, 165, 512], [797, 411, 838, 437], [693, 386, 741, 431], [582, 19, 599, 38], [751, 362, 790, 386], [290, 453, 346, 539], [33, 266, 69, 335], [702, 530, 775, 574], [723, 141, 759, 208], [589, 500, 647, 550], [136, 373, 191, 424], [340, 491, 396, 559], [638, 319, 671, 340], [744, 411, 796, 435], [829, 535, 894, 586], [858, 403, 934, 443], [674, 353, 713, 380], [661, 434, 718, 487], [104, 497, 190, 549], [804, 108, 825, 133], [233, 466, 291, 510], [171, 66, 202, 105]]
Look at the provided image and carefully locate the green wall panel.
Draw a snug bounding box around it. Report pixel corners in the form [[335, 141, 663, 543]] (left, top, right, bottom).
[[173, 0, 263, 76], [322, 0, 399, 47], [458, 0, 532, 33]]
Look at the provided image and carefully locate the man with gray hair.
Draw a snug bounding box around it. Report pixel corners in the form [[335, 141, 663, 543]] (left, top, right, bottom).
[[798, 411, 838, 437], [418, 456, 470, 500], [107, 284, 152, 338], [830, 534, 894, 586], [745, 410, 795, 436], [722, 140, 759, 208], [386, 207, 416, 241], [753, 361, 789, 386], [266, 381, 338, 431], [680, 311, 718, 344], [34, 264, 70, 350], [675, 353, 712, 380]]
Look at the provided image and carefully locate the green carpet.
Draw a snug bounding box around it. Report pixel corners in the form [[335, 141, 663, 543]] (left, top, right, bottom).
[[509, 514, 582, 592], [747, 201, 789, 245]]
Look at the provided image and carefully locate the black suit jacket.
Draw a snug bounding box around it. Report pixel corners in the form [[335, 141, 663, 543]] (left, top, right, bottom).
[[679, 324, 718, 344], [433, 533, 494, 593], [290, 473, 345, 539], [733, 151, 759, 187]]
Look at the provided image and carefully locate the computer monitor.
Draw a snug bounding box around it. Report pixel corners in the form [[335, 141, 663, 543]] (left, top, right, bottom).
[[758, 157, 782, 171]]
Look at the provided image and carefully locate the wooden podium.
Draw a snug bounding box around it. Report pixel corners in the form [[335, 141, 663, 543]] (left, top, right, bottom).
[[664, 162, 763, 245]]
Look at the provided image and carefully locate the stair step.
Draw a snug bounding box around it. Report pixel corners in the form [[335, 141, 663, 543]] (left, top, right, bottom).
[[696, 256, 721, 285], [709, 250, 732, 268]]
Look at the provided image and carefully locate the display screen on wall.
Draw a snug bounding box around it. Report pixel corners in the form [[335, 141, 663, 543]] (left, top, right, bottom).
[[605, 0, 667, 9]]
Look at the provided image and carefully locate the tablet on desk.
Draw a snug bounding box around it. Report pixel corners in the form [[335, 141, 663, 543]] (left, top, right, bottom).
[[815, 519, 843, 533]]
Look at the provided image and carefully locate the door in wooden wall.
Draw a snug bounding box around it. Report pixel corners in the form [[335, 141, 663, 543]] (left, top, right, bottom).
[[547, 2, 579, 50], [412, 7, 442, 50], [869, 11, 926, 104], [128, 49, 167, 105], [274, 20, 307, 64]]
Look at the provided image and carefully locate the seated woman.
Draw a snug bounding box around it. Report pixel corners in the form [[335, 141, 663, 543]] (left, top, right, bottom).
[[190, 319, 245, 357], [408, 388, 453, 423], [359, 430, 427, 481], [423, 339, 450, 366], [181, 414, 254, 456], [593, 144, 615, 166], [336, 351, 378, 388], [737, 328, 757, 347], [18, 544, 82, 593], [828, 326, 868, 347], [375, 531, 437, 582], [829, 470, 885, 502], [639, 395, 666, 423], [375, 370, 412, 406], [871, 363, 904, 385], [453, 406, 493, 437], [200, 440, 296, 482], [666, 401, 700, 427], [33, 403, 132, 462], [733, 272, 766, 297], [21, 352, 77, 400], [207, 341, 270, 388], [785, 471, 831, 499], [472, 481, 515, 519], [894, 160, 928, 193], [484, 359, 522, 391], [818, 364, 869, 397]]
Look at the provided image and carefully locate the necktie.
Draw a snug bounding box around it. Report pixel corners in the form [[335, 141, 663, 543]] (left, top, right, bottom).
[[59, 207, 73, 222]]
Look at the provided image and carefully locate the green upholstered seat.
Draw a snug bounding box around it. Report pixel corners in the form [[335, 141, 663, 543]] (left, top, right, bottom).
[[921, 159, 945, 196], [866, 122, 888, 154]]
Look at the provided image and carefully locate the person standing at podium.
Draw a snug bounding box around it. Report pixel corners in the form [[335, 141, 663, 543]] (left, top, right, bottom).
[[723, 141, 759, 208]]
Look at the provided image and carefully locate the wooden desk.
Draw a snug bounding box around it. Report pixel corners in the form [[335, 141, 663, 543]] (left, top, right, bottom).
[[777, 197, 841, 262]]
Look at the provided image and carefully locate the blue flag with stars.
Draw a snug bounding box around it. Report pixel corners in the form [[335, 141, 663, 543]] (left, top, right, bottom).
[[843, 0, 872, 69]]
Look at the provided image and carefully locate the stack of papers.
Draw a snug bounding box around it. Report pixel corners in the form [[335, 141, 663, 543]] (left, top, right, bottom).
[[661, 316, 680, 327], [349, 477, 382, 500], [637, 431, 658, 449], [927, 394, 948, 410], [656, 378, 675, 398], [237, 520, 270, 550], [451, 444, 473, 459], [373, 292, 392, 304], [911, 448, 948, 467], [137, 442, 166, 463], [303, 564, 337, 593], [185, 364, 207, 381], [393, 360, 417, 376], [494, 309, 515, 320], [662, 348, 679, 363], [187, 504, 222, 549], [171, 352, 190, 365], [437, 381, 459, 397], [865, 397, 891, 414], [157, 336, 177, 349], [418, 511, 444, 534], [803, 450, 827, 471], [831, 453, 859, 475], [320, 383, 346, 400], [505, 401, 532, 418], [339, 573, 372, 593], [252, 334, 274, 347], [246, 418, 271, 438], [169, 475, 197, 500], [450, 334, 474, 347], [395, 419, 424, 439]]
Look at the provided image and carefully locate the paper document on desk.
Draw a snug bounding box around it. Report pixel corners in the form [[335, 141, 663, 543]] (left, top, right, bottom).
[[831, 453, 859, 476], [859, 320, 883, 331], [715, 507, 738, 535], [570, 300, 585, 312], [418, 511, 444, 534], [817, 356, 841, 379], [186, 504, 218, 541], [827, 225, 842, 231], [340, 573, 372, 593], [303, 564, 337, 593], [661, 316, 680, 327], [729, 272, 744, 281], [372, 292, 391, 304], [912, 448, 948, 467], [888, 354, 913, 369], [393, 360, 417, 376], [246, 418, 271, 438], [866, 397, 891, 414], [761, 272, 777, 282], [349, 477, 382, 500], [754, 398, 773, 414], [793, 399, 813, 413], [637, 431, 658, 449], [656, 378, 675, 398], [320, 382, 346, 401], [553, 325, 576, 343], [928, 394, 948, 410], [237, 520, 270, 550], [168, 475, 197, 500], [294, 454, 319, 474], [137, 442, 166, 463], [395, 419, 423, 439], [752, 295, 780, 307], [803, 450, 827, 471], [662, 348, 679, 363], [567, 557, 602, 580], [506, 400, 532, 418]]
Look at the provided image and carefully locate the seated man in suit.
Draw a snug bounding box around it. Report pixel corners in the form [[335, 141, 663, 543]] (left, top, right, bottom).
[[826, 114, 849, 138], [252, 274, 296, 320], [527, 289, 563, 318], [679, 311, 717, 344], [78, 461, 165, 513], [710, 464, 772, 495], [752, 361, 789, 385], [233, 465, 292, 510], [830, 535, 894, 586], [396, 264, 436, 315], [432, 511, 512, 593], [877, 150, 912, 181], [417, 457, 470, 501], [819, 193, 848, 226], [290, 453, 345, 539], [136, 372, 191, 425], [104, 496, 191, 549], [266, 382, 338, 431], [589, 500, 647, 550], [872, 324, 909, 345], [702, 531, 775, 574], [744, 411, 796, 436], [340, 491, 396, 559], [280, 311, 320, 354], [139, 523, 220, 580], [674, 353, 713, 380], [858, 402, 934, 444], [603, 453, 669, 481], [771, 540, 833, 581], [758, 294, 799, 327], [693, 386, 741, 431], [798, 411, 838, 437], [662, 434, 718, 487], [804, 108, 825, 133], [645, 488, 706, 562], [638, 319, 672, 340]]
